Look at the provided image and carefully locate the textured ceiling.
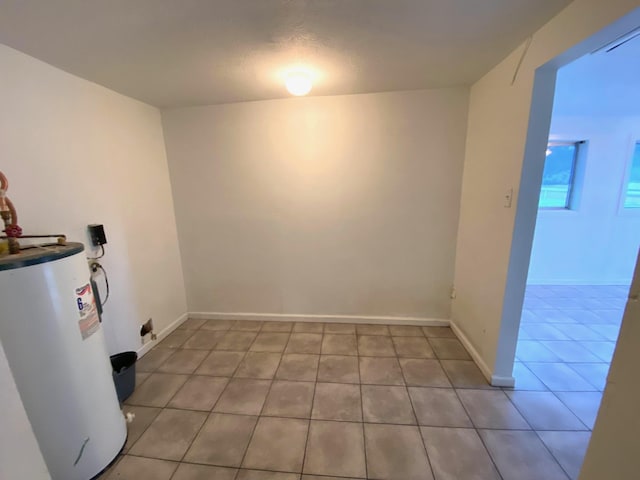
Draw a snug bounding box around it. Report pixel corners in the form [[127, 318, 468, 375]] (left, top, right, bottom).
[[0, 0, 572, 107]]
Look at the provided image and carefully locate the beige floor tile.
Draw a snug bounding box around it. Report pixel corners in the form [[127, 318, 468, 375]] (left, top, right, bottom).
[[408, 387, 472, 427], [171, 463, 237, 480], [358, 335, 396, 356], [156, 349, 208, 374], [126, 373, 189, 407], [199, 319, 234, 331], [243, 417, 308, 472], [364, 423, 433, 480], [393, 336, 435, 358], [215, 331, 258, 351], [137, 348, 175, 372], [135, 372, 150, 386], [105, 455, 177, 480], [318, 355, 360, 383], [260, 321, 294, 332], [440, 360, 492, 389], [232, 320, 263, 331], [538, 431, 591, 480], [399, 358, 451, 387], [276, 354, 319, 381], [294, 322, 324, 333], [214, 378, 271, 415], [286, 333, 322, 354], [184, 413, 257, 467], [160, 329, 195, 348], [302, 476, 363, 480], [303, 420, 366, 478], [234, 352, 282, 379], [421, 427, 500, 480], [506, 391, 587, 430], [554, 392, 602, 429], [181, 330, 226, 350], [178, 318, 208, 330], [429, 338, 471, 360], [479, 430, 569, 480], [312, 382, 362, 421], [195, 351, 245, 376], [359, 357, 404, 385], [121, 405, 161, 452], [262, 380, 315, 418], [356, 324, 389, 336], [129, 409, 207, 461], [238, 470, 299, 480], [322, 334, 358, 355], [388, 325, 424, 336], [323, 323, 357, 334], [422, 326, 456, 338], [167, 375, 229, 411], [458, 389, 529, 429], [249, 332, 290, 352], [362, 385, 416, 424]]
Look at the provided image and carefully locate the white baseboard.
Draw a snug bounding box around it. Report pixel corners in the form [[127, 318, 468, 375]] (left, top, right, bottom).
[[137, 312, 188, 358], [189, 311, 449, 327], [449, 321, 515, 387]]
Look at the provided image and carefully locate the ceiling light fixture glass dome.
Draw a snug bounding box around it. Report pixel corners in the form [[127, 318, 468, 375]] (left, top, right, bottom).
[[285, 71, 313, 96]]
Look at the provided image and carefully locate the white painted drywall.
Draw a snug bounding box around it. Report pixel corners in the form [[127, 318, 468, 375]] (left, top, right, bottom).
[[451, 0, 640, 379], [528, 115, 640, 285], [163, 89, 469, 320], [579, 250, 640, 479], [0, 343, 50, 480], [0, 43, 187, 476]]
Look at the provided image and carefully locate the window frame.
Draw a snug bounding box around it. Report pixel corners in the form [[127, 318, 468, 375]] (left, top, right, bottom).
[[538, 140, 583, 210], [618, 139, 640, 216]]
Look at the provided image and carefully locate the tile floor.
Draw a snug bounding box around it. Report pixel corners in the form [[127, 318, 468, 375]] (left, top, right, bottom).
[[98, 312, 619, 480]]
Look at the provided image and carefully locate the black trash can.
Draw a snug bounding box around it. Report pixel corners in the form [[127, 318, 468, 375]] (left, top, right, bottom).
[[110, 351, 137, 403]]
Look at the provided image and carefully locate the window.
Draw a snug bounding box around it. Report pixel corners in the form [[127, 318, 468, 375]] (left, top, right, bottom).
[[623, 143, 640, 209], [539, 142, 580, 209]]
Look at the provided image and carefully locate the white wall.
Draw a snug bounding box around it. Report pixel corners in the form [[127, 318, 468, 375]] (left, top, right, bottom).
[[528, 115, 640, 285], [0, 44, 187, 478], [163, 89, 469, 321], [451, 0, 640, 382]]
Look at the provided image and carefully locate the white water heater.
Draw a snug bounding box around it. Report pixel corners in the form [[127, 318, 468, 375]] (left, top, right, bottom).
[[0, 243, 126, 480]]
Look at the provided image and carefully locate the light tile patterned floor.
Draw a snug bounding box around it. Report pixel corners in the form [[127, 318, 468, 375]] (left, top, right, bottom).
[[98, 314, 612, 480]]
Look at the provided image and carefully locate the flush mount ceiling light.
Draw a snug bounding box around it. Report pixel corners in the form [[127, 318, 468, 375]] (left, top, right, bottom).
[[285, 71, 313, 96]]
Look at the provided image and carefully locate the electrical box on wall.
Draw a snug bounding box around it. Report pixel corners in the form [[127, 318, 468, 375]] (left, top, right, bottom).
[[88, 224, 107, 246]]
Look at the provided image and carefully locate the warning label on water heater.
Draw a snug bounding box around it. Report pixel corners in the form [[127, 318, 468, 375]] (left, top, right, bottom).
[[75, 283, 100, 340]]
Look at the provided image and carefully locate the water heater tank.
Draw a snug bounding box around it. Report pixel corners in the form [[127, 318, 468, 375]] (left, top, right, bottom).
[[0, 242, 126, 479]]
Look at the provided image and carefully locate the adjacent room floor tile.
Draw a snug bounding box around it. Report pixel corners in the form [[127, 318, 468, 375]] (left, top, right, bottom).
[[479, 430, 569, 480], [359, 357, 404, 385], [538, 431, 591, 480], [171, 463, 237, 480], [358, 335, 396, 356], [129, 408, 207, 461], [510, 362, 548, 391], [243, 417, 308, 472], [525, 363, 597, 391], [126, 373, 189, 407], [322, 334, 358, 355], [249, 332, 290, 352], [276, 354, 319, 381], [457, 389, 529, 429], [428, 338, 471, 360], [421, 427, 500, 480], [364, 423, 433, 480], [303, 420, 366, 478], [515, 340, 561, 362], [167, 375, 229, 411], [408, 387, 472, 427], [105, 455, 177, 480], [393, 336, 435, 358], [440, 360, 491, 389], [362, 385, 416, 424], [540, 341, 602, 363], [567, 363, 609, 390], [262, 380, 315, 418], [195, 350, 245, 377], [157, 349, 208, 374], [234, 352, 282, 379], [506, 391, 586, 430], [181, 330, 226, 349], [213, 378, 271, 415], [286, 333, 323, 354], [399, 358, 451, 387], [580, 341, 615, 362], [312, 382, 362, 421], [317, 355, 360, 383], [554, 392, 602, 429], [184, 413, 257, 467]]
